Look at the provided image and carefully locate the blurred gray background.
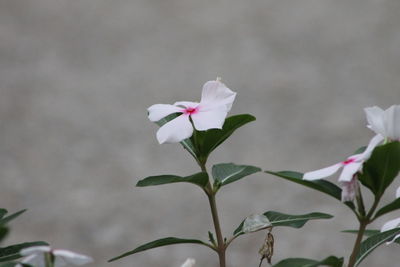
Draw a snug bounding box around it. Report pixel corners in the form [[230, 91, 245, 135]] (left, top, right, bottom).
[[1, 0, 400, 266]]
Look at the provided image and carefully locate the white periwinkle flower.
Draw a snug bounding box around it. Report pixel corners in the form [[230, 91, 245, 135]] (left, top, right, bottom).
[[365, 105, 400, 141], [303, 134, 384, 201], [148, 79, 236, 144], [180, 258, 196, 267], [17, 246, 93, 267]]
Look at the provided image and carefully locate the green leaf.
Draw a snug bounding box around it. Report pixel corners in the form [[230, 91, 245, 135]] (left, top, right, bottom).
[[265, 171, 355, 211], [0, 211, 7, 220], [273, 256, 344, 267], [155, 113, 198, 160], [196, 114, 256, 159], [136, 172, 209, 188], [0, 210, 26, 226], [109, 237, 207, 262], [0, 227, 9, 243], [358, 141, 400, 196], [374, 198, 400, 219], [343, 229, 400, 245], [0, 241, 48, 262], [212, 163, 261, 187], [234, 211, 333, 236], [355, 227, 400, 266]]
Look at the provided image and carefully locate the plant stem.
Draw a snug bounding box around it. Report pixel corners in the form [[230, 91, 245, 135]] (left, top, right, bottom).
[[199, 161, 226, 267], [348, 196, 381, 267], [207, 191, 226, 267], [347, 220, 367, 267]]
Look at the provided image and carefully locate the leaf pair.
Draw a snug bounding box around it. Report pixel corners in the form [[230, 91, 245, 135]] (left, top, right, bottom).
[[109, 210, 333, 262], [137, 163, 261, 191], [157, 114, 256, 163]]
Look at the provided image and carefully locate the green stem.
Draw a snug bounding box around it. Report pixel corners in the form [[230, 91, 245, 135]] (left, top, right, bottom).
[[207, 191, 226, 267], [348, 196, 381, 267], [347, 220, 367, 267], [45, 252, 55, 267]]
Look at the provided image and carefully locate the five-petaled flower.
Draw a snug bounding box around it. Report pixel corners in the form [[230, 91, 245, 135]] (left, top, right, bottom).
[[148, 79, 236, 144], [303, 134, 384, 201], [17, 246, 93, 267], [365, 105, 400, 141]]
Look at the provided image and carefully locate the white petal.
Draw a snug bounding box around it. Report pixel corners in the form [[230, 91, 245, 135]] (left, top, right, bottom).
[[20, 246, 51, 256], [357, 134, 384, 160], [200, 80, 236, 111], [191, 106, 227, 131], [303, 163, 342, 180], [396, 186, 400, 198], [381, 217, 400, 232], [338, 161, 363, 182], [181, 258, 196, 267], [365, 106, 386, 136], [21, 254, 45, 266], [147, 104, 182, 122], [156, 114, 193, 144], [53, 250, 93, 265], [384, 105, 400, 140], [173, 101, 199, 109]]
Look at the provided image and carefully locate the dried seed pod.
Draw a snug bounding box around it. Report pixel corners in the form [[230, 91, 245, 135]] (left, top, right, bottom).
[[258, 229, 274, 266]]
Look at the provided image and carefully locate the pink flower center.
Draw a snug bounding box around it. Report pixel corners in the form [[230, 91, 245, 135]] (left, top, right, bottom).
[[342, 158, 356, 165], [182, 106, 199, 115]]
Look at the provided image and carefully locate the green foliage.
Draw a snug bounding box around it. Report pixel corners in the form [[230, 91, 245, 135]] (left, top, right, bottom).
[[358, 141, 400, 197], [109, 237, 208, 262], [234, 211, 333, 237], [155, 114, 255, 162], [374, 198, 400, 219], [0, 242, 48, 262], [273, 256, 344, 267], [355, 227, 400, 266], [136, 172, 209, 188], [265, 171, 355, 210], [212, 163, 261, 190], [0, 210, 26, 226]]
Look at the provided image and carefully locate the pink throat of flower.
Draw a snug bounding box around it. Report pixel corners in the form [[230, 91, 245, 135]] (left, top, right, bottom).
[[342, 158, 356, 165], [182, 106, 199, 115]]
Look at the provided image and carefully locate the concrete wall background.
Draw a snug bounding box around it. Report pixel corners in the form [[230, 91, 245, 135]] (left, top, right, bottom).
[[1, 0, 400, 266]]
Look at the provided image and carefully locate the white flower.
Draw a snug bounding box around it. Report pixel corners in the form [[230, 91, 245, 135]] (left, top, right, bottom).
[[304, 134, 383, 182], [365, 105, 400, 141], [148, 79, 236, 144], [180, 258, 196, 267], [17, 246, 93, 267]]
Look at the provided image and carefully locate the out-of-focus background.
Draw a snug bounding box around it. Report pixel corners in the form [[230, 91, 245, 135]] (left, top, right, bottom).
[[1, 0, 400, 266]]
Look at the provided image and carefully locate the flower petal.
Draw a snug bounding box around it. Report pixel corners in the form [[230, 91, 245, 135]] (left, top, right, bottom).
[[174, 101, 199, 109], [338, 161, 363, 182], [365, 106, 386, 136], [386, 233, 400, 245], [191, 106, 227, 131], [303, 163, 342, 181], [156, 114, 193, 144], [384, 105, 400, 140], [396, 186, 400, 198], [181, 258, 196, 267], [381, 217, 400, 232], [200, 80, 236, 111], [148, 104, 182, 122], [357, 134, 384, 160], [20, 254, 45, 266], [20, 246, 51, 256], [53, 250, 93, 265]]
